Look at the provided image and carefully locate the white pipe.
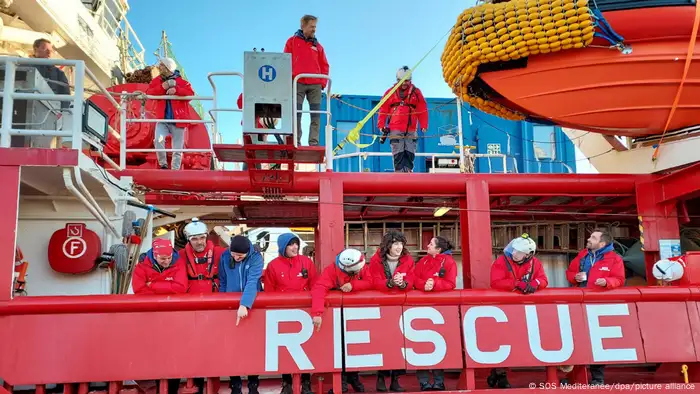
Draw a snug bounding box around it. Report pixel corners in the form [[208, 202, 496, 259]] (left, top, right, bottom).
[[72, 167, 120, 239], [119, 92, 127, 169], [85, 67, 120, 110], [10, 92, 74, 101], [0, 21, 54, 46], [1, 60, 16, 148], [62, 169, 120, 240], [72, 61, 85, 151], [292, 73, 332, 154], [4, 56, 83, 67], [456, 97, 465, 172], [9, 129, 72, 137], [99, 151, 121, 171], [333, 151, 508, 173]]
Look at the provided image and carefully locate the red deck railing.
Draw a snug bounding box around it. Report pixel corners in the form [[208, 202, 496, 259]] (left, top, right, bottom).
[[1, 287, 699, 393]]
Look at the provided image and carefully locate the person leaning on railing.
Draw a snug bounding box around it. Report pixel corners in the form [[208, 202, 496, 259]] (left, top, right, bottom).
[[311, 248, 372, 393], [565, 228, 625, 386], [146, 57, 195, 170], [131, 238, 187, 394], [369, 230, 416, 393], [263, 233, 317, 394], [218, 235, 265, 394], [488, 234, 549, 389], [413, 236, 458, 391]]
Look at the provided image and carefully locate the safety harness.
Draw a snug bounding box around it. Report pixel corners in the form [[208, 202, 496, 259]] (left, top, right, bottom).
[[387, 84, 418, 133], [186, 246, 219, 291]]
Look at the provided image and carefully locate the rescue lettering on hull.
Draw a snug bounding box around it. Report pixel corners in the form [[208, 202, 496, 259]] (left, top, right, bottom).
[[461, 303, 643, 367], [263, 304, 644, 373], [2, 301, 698, 385]]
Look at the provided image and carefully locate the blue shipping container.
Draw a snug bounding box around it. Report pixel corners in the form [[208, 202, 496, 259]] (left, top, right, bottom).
[[317, 94, 577, 174]]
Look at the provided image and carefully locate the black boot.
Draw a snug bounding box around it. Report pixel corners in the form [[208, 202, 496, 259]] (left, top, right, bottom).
[[280, 381, 293, 394], [376, 374, 387, 392], [389, 375, 404, 393], [347, 373, 365, 393], [486, 369, 511, 389], [590, 365, 605, 385], [230, 378, 243, 394], [248, 377, 260, 394], [301, 376, 314, 394], [419, 382, 432, 392]]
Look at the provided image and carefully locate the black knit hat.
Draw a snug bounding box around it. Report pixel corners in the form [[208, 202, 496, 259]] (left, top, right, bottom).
[[230, 235, 250, 254]]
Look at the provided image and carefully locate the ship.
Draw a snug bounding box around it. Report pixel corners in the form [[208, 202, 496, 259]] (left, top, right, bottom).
[[1, 0, 700, 393]]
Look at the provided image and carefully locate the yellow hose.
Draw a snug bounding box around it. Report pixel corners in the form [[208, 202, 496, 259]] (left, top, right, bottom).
[[441, 0, 595, 119]]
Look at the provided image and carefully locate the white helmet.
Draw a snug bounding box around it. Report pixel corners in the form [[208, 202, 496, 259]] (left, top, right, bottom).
[[510, 236, 536, 255], [653, 257, 685, 282], [396, 66, 412, 81], [159, 57, 177, 73], [336, 248, 366, 273], [183, 217, 208, 239]]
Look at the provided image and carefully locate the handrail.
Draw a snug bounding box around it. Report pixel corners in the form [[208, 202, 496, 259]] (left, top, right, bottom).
[[333, 152, 509, 174], [0, 57, 119, 156], [331, 97, 501, 174], [0, 287, 695, 316], [292, 73, 332, 168], [118, 91, 218, 169]]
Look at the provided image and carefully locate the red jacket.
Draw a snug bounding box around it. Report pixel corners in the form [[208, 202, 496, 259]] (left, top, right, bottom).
[[145, 72, 195, 128], [178, 241, 226, 293], [490, 255, 549, 291], [566, 248, 625, 289], [414, 252, 458, 292], [311, 264, 373, 316], [264, 254, 317, 292], [132, 253, 188, 295], [369, 250, 415, 292], [376, 84, 429, 133], [283, 31, 330, 88]]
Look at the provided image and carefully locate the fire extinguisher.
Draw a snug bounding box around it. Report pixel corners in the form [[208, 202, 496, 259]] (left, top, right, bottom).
[[14, 246, 28, 296]]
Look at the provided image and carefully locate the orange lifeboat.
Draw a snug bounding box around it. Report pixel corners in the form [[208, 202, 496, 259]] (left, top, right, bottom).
[[443, 0, 700, 138]]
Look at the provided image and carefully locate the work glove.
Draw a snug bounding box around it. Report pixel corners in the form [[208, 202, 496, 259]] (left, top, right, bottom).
[[166, 87, 176, 96], [515, 280, 536, 294], [379, 127, 390, 144]]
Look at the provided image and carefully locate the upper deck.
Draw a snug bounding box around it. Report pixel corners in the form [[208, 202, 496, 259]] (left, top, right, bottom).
[[1, 48, 700, 394]]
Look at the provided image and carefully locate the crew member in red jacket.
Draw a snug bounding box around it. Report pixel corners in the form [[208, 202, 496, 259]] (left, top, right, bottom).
[[132, 238, 187, 295], [311, 248, 371, 393], [132, 238, 186, 394], [264, 233, 316, 394], [413, 236, 457, 391], [369, 230, 414, 392], [376, 66, 429, 173], [178, 218, 226, 294], [284, 14, 330, 146], [177, 218, 227, 394], [146, 57, 195, 170], [488, 234, 548, 389], [566, 228, 624, 385]]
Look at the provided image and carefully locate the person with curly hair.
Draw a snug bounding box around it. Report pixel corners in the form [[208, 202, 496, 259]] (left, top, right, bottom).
[[369, 230, 415, 392]]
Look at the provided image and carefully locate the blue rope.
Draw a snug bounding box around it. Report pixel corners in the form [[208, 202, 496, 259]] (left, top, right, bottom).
[[594, 31, 621, 46], [592, 8, 625, 45]]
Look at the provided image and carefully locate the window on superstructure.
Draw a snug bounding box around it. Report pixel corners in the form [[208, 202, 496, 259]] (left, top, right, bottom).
[[532, 125, 556, 160], [82, 0, 100, 12]]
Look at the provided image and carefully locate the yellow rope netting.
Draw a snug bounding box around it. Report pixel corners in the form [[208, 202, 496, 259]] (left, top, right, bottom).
[[441, 0, 595, 120]]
